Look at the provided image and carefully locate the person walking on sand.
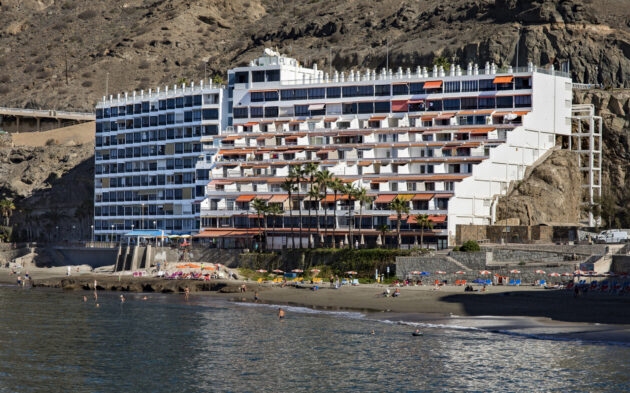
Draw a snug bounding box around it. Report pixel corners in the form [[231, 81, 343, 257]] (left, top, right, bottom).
[[67, 266, 71, 276], [278, 308, 285, 320], [184, 286, 190, 301], [16, 275, 21, 287], [254, 291, 259, 302]]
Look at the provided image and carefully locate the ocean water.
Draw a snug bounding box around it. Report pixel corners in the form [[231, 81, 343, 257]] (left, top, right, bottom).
[[1, 286, 629, 393]]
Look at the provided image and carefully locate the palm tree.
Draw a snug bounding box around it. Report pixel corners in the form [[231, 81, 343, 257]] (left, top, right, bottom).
[[343, 183, 358, 249], [303, 162, 319, 248], [415, 214, 434, 250], [289, 165, 305, 248], [389, 197, 410, 249], [281, 178, 297, 249], [251, 198, 268, 252], [329, 178, 344, 247], [377, 224, 390, 249], [355, 187, 368, 248], [0, 199, 15, 227], [307, 184, 323, 248], [316, 169, 334, 247]]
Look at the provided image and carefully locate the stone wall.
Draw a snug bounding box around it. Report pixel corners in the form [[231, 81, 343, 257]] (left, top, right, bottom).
[[448, 251, 491, 270], [612, 255, 630, 273], [456, 224, 578, 244]]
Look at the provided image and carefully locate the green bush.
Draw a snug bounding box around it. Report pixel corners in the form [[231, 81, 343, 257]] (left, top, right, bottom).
[[459, 240, 481, 252]]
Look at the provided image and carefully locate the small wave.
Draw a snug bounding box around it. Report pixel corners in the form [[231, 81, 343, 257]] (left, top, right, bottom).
[[490, 329, 630, 347], [376, 319, 484, 332], [232, 301, 366, 319]]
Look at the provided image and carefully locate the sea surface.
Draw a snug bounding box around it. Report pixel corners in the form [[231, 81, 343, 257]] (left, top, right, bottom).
[[1, 286, 629, 392]]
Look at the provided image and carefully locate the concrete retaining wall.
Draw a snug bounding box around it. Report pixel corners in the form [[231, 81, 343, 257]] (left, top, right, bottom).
[[448, 251, 490, 270]]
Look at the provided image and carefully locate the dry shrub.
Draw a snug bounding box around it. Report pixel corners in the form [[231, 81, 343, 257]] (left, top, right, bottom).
[[81, 80, 93, 87], [78, 10, 98, 20]]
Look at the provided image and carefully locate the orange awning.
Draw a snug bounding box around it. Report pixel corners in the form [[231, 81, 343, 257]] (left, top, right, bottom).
[[358, 161, 372, 166], [493, 75, 513, 84], [391, 100, 408, 112], [369, 116, 387, 121], [222, 135, 243, 141], [423, 81, 443, 89], [469, 128, 495, 135], [324, 117, 338, 121], [412, 194, 435, 201], [268, 195, 288, 203], [434, 194, 453, 199], [374, 194, 397, 203], [397, 194, 414, 201], [322, 194, 349, 202], [428, 215, 447, 223], [235, 195, 256, 202], [244, 122, 258, 126]]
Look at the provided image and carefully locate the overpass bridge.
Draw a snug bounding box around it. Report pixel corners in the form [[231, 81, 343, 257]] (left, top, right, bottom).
[[0, 107, 95, 132]]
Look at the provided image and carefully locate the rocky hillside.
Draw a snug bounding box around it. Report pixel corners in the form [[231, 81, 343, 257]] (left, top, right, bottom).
[[0, 134, 93, 242], [1, 0, 630, 110], [496, 149, 581, 225]]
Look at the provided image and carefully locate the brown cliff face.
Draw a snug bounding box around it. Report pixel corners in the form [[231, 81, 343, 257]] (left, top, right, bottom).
[[496, 150, 582, 225], [0, 0, 629, 110]]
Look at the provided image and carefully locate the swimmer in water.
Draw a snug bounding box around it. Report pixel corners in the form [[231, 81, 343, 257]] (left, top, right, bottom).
[[184, 287, 190, 301], [142, 296, 148, 301], [120, 295, 125, 303], [96, 303, 100, 308], [371, 330, 375, 335], [83, 296, 87, 302], [278, 308, 285, 320]]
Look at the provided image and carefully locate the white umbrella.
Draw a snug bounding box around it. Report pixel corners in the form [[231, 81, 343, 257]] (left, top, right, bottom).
[[455, 271, 466, 275], [479, 270, 491, 275], [535, 269, 546, 274], [435, 271, 446, 274], [256, 269, 267, 273], [292, 269, 304, 273], [360, 234, 365, 246], [509, 269, 521, 274], [413, 236, 418, 247], [376, 235, 382, 246], [344, 234, 349, 246]]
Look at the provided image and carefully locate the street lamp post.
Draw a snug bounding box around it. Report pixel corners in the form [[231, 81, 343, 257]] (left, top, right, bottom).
[[131, 224, 134, 246], [153, 221, 157, 246], [141, 203, 145, 230], [111, 224, 115, 244], [56, 226, 59, 243], [72, 225, 76, 243], [90, 224, 94, 245]]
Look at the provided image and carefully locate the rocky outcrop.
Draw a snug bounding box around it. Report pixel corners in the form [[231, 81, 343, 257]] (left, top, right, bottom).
[[496, 149, 581, 225]]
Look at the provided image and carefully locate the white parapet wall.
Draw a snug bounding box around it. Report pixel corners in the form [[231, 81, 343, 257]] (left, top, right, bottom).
[[447, 71, 573, 244]]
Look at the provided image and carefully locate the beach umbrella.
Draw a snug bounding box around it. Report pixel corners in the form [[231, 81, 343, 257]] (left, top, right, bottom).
[[292, 269, 304, 273], [310, 269, 321, 273], [548, 272, 560, 277], [574, 270, 586, 275], [509, 269, 521, 274], [376, 234, 382, 246], [202, 266, 215, 271], [256, 269, 267, 273], [360, 234, 365, 246], [168, 235, 180, 239], [561, 272, 573, 276], [479, 270, 491, 275], [319, 233, 325, 246], [535, 270, 546, 274], [344, 234, 349, 246], [420, 272, 430, 276], [410, 271, 422, 275], [272, 269, 284, 274], [413, 236, 418, 247], [455, 271, 466, 275], [346, 271, 358, 275], [435, 270, 446, 274], [180, 234, 192, 238]]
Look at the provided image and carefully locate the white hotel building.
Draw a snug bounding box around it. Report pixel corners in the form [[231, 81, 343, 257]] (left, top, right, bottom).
[[94, 49, 573, 248]]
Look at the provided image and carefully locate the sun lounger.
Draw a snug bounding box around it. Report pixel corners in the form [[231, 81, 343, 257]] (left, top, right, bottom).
[[455, 280, 461, 286], [539, 279, 546, 286], [485, 279, 492, 285], [352, 279, 359, 286], [515, 279, 521, 286], [508, 279, 515, 286], [461, 280, 466, 286]]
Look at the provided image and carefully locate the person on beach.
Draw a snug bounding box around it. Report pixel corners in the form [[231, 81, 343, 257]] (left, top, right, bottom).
[[254, 291, 259, 302], [393, 288, 401, 297], [240, 284, 247, 293], [25, 271, 29, 281], [67, 266, 71, 276], [184, 286, 190, 301], [278, 308, 285, 320], [16, 275, 21, 287]]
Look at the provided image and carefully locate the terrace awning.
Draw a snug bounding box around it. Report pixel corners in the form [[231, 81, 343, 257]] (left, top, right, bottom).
[[369, 116, 387, 121], [308, 104, 325, 111], [268, 195, 288, 203], [124, 230, 166, 237], [374, 194, 397, 203], [391, 100, 408, 112], [423, 80, 443, 89], [235, 195, 256, 202], [493, 75, 513, 84], [412, 194, 434, 201], [469, 128, 495, 135], [397, 194, 414, 201]]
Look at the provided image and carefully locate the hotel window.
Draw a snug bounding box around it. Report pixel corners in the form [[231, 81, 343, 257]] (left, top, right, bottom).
[[96, 109, 103, 119], [327, 87, 341, 98], [436, 197, 449, 209], [235, 71, 249, 83], [192, 110, 202, 122], [478, 97, 495, 109], [96, 122, 103, 133], [443, 99, 460, 111], [103, 108, 110, 118], [142, 101, 150, 113], [515, 95, 531, 108], [496, 96, 513, 108], [308, 88, 325, 99], [166, 99, 175, 110], [176, 97, 184, 108], [479, 79, 495, 91], [264, 91, 279, 101], [294, 89, 308, 100], [250, 107, 263, 118], [427, 100, 442, 111], [202, 109, 218, 120], [184, 111, 193, 122], [358, 102, 374, 114], [265, 70, 280, 81], [295, 105, 309, 116], [426, 164, 434, 173], [134, 103, 142, 114], [392, 84, 409, 95], [133, 118, 141, 129], [461, 80, 478, 92], [409, 83, 425, 94], [515, 77, 532, 89], [342, 103, 358, 114], [150, 102, 158, 112], [251, 92, 264, 102], [391, 182, 398, 191], [444, 81, 461, 93], [409, 102, 425, 112], [159, 100, 167, 111], [281, 89, 295, 101], [252, 71, 265, 82], [150, 116, 158, 127], [264, 106, 279, 117], [358, 85, 374, 97], [111, 107, 118, 117], [374, 101, 390, 113], [126, 104, 134, 115], [375, 84, 390, 96], [233, 107, 248, 119], [425, 182, 435, 191], [461, 97, 477, 110], [342, 86, 359, 97]]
